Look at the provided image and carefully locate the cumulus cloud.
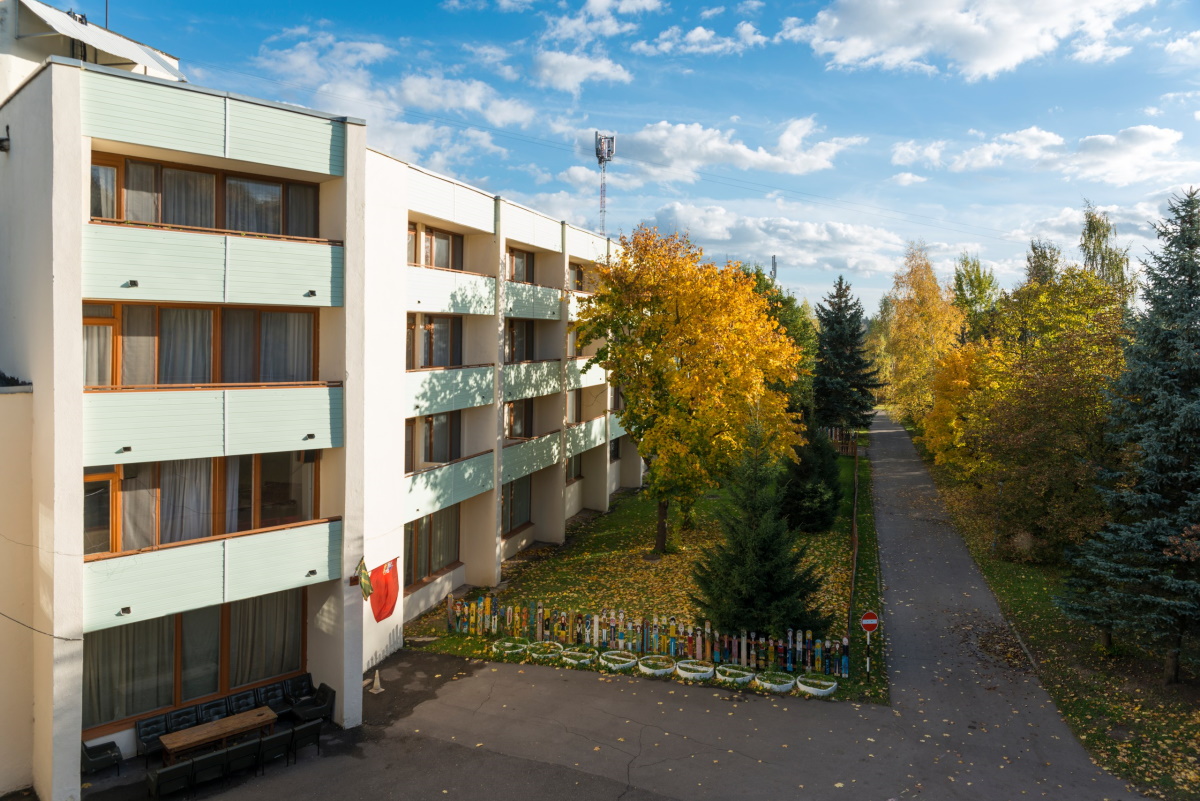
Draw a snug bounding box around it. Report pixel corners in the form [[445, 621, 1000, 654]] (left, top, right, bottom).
[[464, 43, 520, 80], [737, 0, 765, 13], [544, 0, 662, 45], [633, 21, 769, 55], [1164, 31, 1200, 62], [533, 50, 633, 93], [892, 139, 946, 167], [700, 6, 725, 19], [892, 172, 928, 185], [398, 74, 535, 127], [776, 0, 1153, 80]]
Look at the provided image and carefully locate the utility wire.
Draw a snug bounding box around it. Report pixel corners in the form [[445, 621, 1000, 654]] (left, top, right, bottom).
[[0, 610, 82, 642], [187, 59, 1016, 243]]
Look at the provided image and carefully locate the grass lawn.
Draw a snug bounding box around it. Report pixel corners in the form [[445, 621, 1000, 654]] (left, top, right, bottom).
[[406, 452, 888, 703]]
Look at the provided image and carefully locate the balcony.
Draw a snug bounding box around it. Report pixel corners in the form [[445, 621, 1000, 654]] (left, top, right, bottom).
[[503, 360, 562, 401], [502, 432, 561, 483], [566, 357, 605, 390], [567, 415, 607, 457], [83, 223, 344, 306], [83, 519, 343, 633], [609, 411, 627, 440], [504, 282, 561, 320], [403, 450, 495, 521], [83, 385, 344, 467], [566, 290, 593, 321], [406, 264, 496, 315], [405, 365, 495, 417]]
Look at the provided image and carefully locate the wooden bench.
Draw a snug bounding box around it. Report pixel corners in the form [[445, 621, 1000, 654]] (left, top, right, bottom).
[[159, 706, 277, 764]]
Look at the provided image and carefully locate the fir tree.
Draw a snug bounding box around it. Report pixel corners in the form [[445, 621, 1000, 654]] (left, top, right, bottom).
[[1058, 190, 1200, 684], [692, 422, 831, 639], [814, 276, 880, 430], [781, 429, 842, 533]]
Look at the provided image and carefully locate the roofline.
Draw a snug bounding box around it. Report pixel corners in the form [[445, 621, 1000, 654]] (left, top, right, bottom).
[[21, 0, 181, 60]]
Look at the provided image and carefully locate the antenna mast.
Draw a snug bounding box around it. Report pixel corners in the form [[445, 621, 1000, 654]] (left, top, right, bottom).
[[595, 131, 616, 236], [771, 255, 777, 283]]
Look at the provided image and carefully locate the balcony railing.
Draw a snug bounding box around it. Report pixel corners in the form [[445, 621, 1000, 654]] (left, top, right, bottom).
[[567, 414, 607, 457], [406, 263, 497, 315], [503, 359, 562, 401], [403, 449, 495, 520], [404, 364, 495, 416], [504, 281, 562, 320], [502, 431, 561, 483], [566, 356, 605, 390]]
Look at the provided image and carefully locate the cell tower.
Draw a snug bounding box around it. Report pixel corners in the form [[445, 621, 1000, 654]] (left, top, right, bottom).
[[595, 131, 616, 236], [771, 255, 777, 283]]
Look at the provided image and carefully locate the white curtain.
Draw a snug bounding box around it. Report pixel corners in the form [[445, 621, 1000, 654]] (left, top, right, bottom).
[[121, 305, 155, 386], [159, 308, 211, 384], [160, 458, 212, 544], [82, 616, 175, 729], [230, 589, 302, 687], [120, 463, 157, 551], [286, 184, 318, 238], [162, 168, 215, 228], [91, 165, 116, 218], [180, 606, 221, 701], [431, 506, 459, 574], [426, 317, 451, 367], [83, 325, 112, 385], [226, 177, 281, 234], [222, 309, 257, 383], [260, 312, 312, 382], [125, 161, 158, 222]]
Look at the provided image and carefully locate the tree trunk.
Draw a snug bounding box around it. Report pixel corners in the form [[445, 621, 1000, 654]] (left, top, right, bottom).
[[656, 499, 669, 553], [1164, 632, 1182, 685], [1099, 628, 1112, 653]]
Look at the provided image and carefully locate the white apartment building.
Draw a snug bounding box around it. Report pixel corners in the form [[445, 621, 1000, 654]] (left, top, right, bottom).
[[0, 2, 642, 798]]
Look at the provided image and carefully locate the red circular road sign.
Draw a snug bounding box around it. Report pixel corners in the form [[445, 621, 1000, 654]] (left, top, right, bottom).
[[860, 612, 879, 632]]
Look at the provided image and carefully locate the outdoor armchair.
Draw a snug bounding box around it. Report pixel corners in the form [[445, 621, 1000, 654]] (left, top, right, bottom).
[[225, 738, 259, 776], [166, 706, 199, 732], [80, 741, 121, 776], [191, 749, 227, 786], [258, 729, 292, 773], [291, 683, 335, 723], [290, 720, 322, 761], [254, 682, 291, 715], [225, 690, 257, 715], [146, 759, 191, 798], [197, 699, 228, 723], [284, 673, 315, 704], [135, 714, 167, 768]]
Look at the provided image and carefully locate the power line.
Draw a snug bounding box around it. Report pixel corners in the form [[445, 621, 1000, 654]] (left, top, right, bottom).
[[186, 59, 1016, 243], [0, 610, 82, 642]]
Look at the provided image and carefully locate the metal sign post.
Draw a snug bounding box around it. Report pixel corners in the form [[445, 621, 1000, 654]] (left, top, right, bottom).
[[860, 611, 879, 678]]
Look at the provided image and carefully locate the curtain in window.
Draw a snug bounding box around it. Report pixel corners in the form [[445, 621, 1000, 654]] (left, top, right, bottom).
[[162, 168, 215, 229], [221, 309, 257, 384], [83, 480, 111, 555], [226, 177, 282, 234], [82, 616, 175, 729], [83, 325, 112, 385], [121, 305, 155, 385], [428, 413, 449, 463], [181, 606, 221, 701], [160, 458, 212, 544], [512, 475, 532, 529], [286, 184, 318, 238], [91, 165, 116, 218], [230, 589, 302, 687], [258, 451, 313, 528], [430, 506, 459, 574], [403, 521, 416, 585], [159, 308, 211, 384], [121, 463, 157, 551], [125, 161, 158, 222], [425, 317, 451, 367], [429, 231, 450, 269], [260, 312, 312, 382], [416, 516, 430, 582]]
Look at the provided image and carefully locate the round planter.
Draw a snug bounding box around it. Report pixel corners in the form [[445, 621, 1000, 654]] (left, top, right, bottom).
[[638, 655, 677, 677], [561, 648, 597, 667], [794, 676, 839, 697], [675, 659, 715, 681], [754, 672, 797, 694], [715, 665, 754, 685], [527, 641, 563, 662], [491, 637, 530, 657], [600, 650, 637, 671]]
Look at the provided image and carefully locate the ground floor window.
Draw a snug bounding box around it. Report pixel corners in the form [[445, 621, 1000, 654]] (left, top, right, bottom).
[[501, 475, 532, 534], [82, 588, 305, 731], [404, 505, 460, 587], [610, 437, 621, 463], [566, 454, 583, 482]]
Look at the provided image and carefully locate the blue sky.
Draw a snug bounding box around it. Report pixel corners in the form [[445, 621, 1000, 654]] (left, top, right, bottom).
[[80, 0, 1200, 309]]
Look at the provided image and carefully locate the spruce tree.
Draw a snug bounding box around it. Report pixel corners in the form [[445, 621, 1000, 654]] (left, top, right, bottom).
[[692, 423, 831, 639], [814, 276, 880, 430], [1058, 190, 1200, 684], [781, 430, 842, 533]]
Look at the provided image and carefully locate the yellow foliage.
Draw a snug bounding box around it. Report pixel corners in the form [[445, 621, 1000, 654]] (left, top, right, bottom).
[[920, 342, 988, 477]]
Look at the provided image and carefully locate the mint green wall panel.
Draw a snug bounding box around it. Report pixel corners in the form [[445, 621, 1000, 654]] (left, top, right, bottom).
[[503, 361, 562, 401], [83, 225, 225, 303], [502, 433, 561, 483], [225, 387, 344, 456], [405, 367, 494, 417], [81, 72, 225, 156], [226, 239, 344, 307], [225, 521, 342, 601], [565, 358, 605, 390], [84, 391, 224, 466], [404, 452, 495, 521], [406, 266, 495, 315], [567, 417, 607, 457], [226, 102, 345, 176], [505, 282, 561, 320], [84, 541, 225, 632], [609, 411, 626, 439]]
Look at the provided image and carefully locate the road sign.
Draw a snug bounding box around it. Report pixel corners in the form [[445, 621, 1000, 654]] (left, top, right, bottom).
[[860, 611, 879, 632]]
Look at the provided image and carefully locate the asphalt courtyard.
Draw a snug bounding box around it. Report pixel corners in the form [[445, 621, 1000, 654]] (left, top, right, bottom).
[[83, 412, 1143, 801]]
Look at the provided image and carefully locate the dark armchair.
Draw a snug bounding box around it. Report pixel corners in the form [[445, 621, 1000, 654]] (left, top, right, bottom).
[[166, 705, 199, 732], [135, 714, 168, 768], [226, 690, 257, 715], [291, 683, 335, 724], [146, 759, 192, 798], [198, 699, 228, 723], [284, 673, 315, 705], [81, 741, 122, 776], [254, 682, 291, 715]]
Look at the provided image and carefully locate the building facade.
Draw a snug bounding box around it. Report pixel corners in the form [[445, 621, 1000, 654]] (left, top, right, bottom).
[[0, 3, 641, 799]]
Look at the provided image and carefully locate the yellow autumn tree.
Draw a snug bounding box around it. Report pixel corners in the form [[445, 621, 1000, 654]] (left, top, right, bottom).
[[884, 242, 965, 424], [574, 225, 803, 553], [919, 341, 991, 478]]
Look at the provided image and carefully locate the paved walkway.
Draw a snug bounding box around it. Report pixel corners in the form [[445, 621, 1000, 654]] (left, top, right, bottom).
[[85, 412, 1142, 801]]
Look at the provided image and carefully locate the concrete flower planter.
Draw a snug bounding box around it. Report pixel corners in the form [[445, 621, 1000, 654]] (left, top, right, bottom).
[[754, 671, 796, 694], [715, 665, 754, 685], [794, 676, 838, 697], [527, 641, 564, 661], [600, 650, 637, 670], [675, 659, 715, 681], [491, 636, 530, 656], [561, 648, 597, 666], [638, 655, 677, 677]]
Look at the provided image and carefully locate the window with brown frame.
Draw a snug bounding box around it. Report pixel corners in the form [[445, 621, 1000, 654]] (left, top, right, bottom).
[[569, 263, 585, 291], [504, 399, 534, 439], [82, 451, 321, 559], [610, 437, 622, 463], [407, 223, 417, 265], [405, 419, 415, 474], [421, 315, 464, 368], [508, 248, 534, 283], [89, 153, 320, 239], [500, 476, 532, 534], [424, 227, 465, 271], [404, 506, 460, 586], [425, 411, 462, 463], [566, 389, 583, 424], [505, 319, 535, 363], [82, 302, 318, 389], [611, 385, 626, 411], [566, 454, 583, 482]]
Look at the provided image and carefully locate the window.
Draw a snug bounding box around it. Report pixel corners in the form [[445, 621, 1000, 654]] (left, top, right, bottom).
[[405, 419, 415, 474], [567, 389, 583, 424], [82, 452, 320, 557], [501, 476, 532, 535], [567, 454, 583, 482], [424, 228, 464, 271], [407, 223, 417, 265], [406, 314, 417, 371], [83, 304, 116, 387], [610, 437, 621, 463], [425, 411, 462, 463], [567, 329, 584, 358], [505, 319, 535, 363], [404, 506, 460, 586], [81, 588, 304, 731], [509, 249, 534, 283], [612, 385, 626, 411], [422, 316, 464, 368], [89, 153, 320, 238], [505, 400, 533, 439], [569, 263, 584, 291]]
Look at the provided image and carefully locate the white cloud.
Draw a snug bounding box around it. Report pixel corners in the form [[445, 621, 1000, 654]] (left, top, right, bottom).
[[700, 6, 725, 20], [533, 50, 634, 93], [544, 0, 662, 45], [892, 139, 946, 167], [1164, 30, 1200, 62], [950, 126, 1065, 171], [892, 172, 928, 185], [464, 43, 520, 80], [397, 74, 535, 127], [1144, 106, 1162, 117], [776, 0, 1153, 81], [737, 0, 765, 13], [633, 21, 768, 55]]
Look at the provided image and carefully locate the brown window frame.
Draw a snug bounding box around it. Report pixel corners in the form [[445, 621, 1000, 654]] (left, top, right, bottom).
[[423, 410, 462, 464], [504, 399, 534, 439], [505, 319, 535, 364], [508, 248, 535, 283], [568, 263, 585, 291], [610, 437, 622, 463], [423, 227, 465, 271], [404, 506, 461, 588], [421, 315, 464, 369]]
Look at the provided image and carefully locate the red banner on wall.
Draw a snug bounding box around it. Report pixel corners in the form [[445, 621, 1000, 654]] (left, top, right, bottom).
[[369, 559, 399, 622]]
